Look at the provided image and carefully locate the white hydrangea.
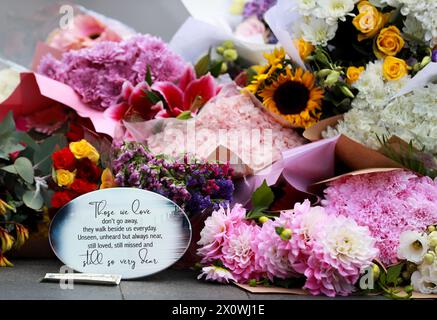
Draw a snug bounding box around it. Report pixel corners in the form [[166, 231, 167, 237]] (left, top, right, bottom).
[[322, 60, 437, 155]]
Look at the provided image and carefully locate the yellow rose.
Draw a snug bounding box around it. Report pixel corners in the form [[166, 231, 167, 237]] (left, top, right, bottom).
[[346, 66, 365, 84], [100, 168, 117, 189], [353, 1, 389, 41], [375, 26, 405, 57], [56, 169, 76, 188], [383, 56, 409, 81], [294, 38, 315, 60], [69, 139, 100, 164]]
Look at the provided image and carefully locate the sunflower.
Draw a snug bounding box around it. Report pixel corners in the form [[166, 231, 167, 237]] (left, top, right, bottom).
[[246, 48, 286, 94], [258, 67, 324, 129]]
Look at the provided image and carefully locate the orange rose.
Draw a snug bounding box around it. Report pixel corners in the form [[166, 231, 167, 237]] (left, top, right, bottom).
[[353, 1, 389, 41]]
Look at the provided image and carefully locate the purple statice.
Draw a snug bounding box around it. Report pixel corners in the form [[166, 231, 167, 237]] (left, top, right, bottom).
[[242, 0, 277, 19], [432, 50, 437, 63], [112, 142, 234, 216], [38, 34, 187, 110]]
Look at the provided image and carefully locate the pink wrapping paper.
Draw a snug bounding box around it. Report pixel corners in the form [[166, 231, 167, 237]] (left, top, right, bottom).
[[0, 72, 118, 137], [233, 136, 339, 205]]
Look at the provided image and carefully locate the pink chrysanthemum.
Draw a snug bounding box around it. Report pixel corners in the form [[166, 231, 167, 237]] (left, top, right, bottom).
[[197, 204, 246, 263], [38, 34, 187, 110], [222, 222, 262, 282], [322, 170, 437, 265]]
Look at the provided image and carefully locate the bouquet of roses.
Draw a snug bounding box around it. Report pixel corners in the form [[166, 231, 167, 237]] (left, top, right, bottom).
[[51, 138, 116, 209]]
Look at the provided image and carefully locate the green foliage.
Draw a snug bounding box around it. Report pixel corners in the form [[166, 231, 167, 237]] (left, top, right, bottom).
[[246, 180, 275, 220], [377, 135, 437, 179]]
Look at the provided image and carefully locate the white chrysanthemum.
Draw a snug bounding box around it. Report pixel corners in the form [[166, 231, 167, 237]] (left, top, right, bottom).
[[397, 231, 429, 264], [297, 0, 317, 15], [297, 16, 338, 46], [319, 215, 379, 267], [197, 266, 236, 283], [397, 0, 437, 43], [316, 0, 356, 24], [411, 261, 437, 294], [0, 68, 20, 103], [403, 15, 426, 42], [197, 209, 227, 246]]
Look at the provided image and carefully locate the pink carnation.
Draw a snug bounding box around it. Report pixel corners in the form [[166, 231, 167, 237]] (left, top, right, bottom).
[[322, 170, 437, 265], [38, 34, 187, 110]]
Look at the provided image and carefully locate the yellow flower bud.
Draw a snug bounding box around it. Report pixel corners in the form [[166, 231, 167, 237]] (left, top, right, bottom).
[[375, 26, 405, 58], [69, 139, 100, 164], [383, 56, 409, 81], [372, 263, 381, 280], [428, 225, 436, 233], [258, 216, 269, 224], [56, 169, 76, 188], [423, 252, 435, 264], [223, 49, 238, 62], [280, 228, 292, 241], [346, 66, 365, 84], [222, 40, 235, 50]]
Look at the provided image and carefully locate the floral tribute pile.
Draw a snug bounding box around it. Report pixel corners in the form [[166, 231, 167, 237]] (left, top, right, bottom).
[[0, 1, 437, 299]]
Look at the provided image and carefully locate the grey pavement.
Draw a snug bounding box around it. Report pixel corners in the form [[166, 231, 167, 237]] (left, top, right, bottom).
[[0, 259, 386, 300]]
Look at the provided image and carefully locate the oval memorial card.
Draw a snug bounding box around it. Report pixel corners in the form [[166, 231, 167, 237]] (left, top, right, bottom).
[[49, 188, 192, 279]]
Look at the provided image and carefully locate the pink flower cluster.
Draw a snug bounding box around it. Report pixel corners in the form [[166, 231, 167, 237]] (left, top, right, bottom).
[[197, 201, 378, 297], [322, 170, 437, 265], [146, 84, 305, 173], [197, 204, 262, 283], [38, 34, 187, 110]]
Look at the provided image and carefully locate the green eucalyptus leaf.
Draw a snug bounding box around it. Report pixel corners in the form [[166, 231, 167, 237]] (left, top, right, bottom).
[[0, 164, 17, 174], [14, 157, 34, 184], [23, 189, 44, 210], [0, 112, 15, 136], [33, 134, 67, 174]]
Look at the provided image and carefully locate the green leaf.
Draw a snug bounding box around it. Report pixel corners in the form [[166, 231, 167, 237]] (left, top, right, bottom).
[[145, 65, 153, 86], [176, 111, 193, 120], [14, 157, 34, 184], [33, 134, 67, 175], [195, 52, 211, 77], [0, 164, 17, 174], [0, 112, 15, 136], [252, 180, 274, 210], [23, 190, 43, 210], [144, 90, 162, 105], [386, 263, 403, 285], [246, 180, 275, 220], [209, 61, 224, 77]]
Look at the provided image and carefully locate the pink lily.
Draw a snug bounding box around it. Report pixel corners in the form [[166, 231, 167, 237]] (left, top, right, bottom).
[[152, 66, 218, 118], [104, 81, 164, 121]]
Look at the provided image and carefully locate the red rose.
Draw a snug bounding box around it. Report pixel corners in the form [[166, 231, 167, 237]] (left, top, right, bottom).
[[76, 158, 102, 182], [53, 148, 76, 171], [66, 123, 85, 142], [51, 190, 77, 209], [71, 178, 98, 195]]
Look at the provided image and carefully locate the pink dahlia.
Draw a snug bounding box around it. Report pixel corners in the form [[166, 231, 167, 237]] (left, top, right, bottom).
[[197, 204, 246, 263], [322, 170, 437, 265], [303, 215, 378, 297], [222, 222, 262, 282], [252, 216, 299, 281], [38, 34, 187, 110]]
